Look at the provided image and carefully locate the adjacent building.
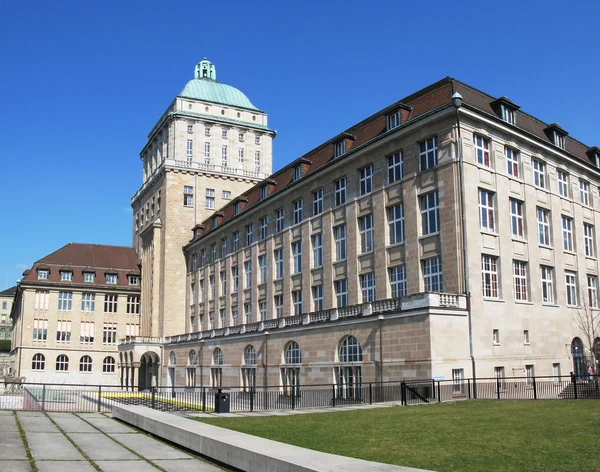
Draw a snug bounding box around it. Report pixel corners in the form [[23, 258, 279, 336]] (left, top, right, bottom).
[[0, 286, 16, 341], [11, 243, 140, 384]]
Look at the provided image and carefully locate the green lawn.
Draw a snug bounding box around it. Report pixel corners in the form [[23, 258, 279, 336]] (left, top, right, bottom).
[[197, 400, 600, 471]]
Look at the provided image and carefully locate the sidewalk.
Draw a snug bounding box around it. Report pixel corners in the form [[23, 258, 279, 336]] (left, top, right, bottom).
[[0, 410, 224, 471]]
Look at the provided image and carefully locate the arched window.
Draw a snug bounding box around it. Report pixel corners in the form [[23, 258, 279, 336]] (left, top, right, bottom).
[[241, 345, 256, 392], [339, 336, 363, 363], [284, 341, 301, 364], [244, 345, 256, 365], [186, 351, 197, 387], [80, 355, 92, 372], [571, 337, 585, 377], [32, 353, 45, 371], [211, 348, 223, 387], [169, 351, 176, 366], [103, 356, 115, 373], [188, 350, 197, 366], [56, 354, 69, 372], [213, 348, 224, 365], [282, 342, 301, 396]]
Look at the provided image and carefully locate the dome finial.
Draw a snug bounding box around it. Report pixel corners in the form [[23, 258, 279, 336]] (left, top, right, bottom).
[[194, 58, 216, 81]]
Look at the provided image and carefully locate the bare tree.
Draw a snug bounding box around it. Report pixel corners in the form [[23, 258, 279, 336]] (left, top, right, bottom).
[[571, 288, 600, 370]]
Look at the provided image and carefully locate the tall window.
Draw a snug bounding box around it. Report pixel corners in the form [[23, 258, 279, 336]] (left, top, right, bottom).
[[540, 266, 555, 304], [241, 346, 256, 392], [58, 292, 72, 311], [258, 255, 267, 284], [34, 290, 49, 310], [104, 294, 118, 314], [293, 199, 303, 224], [422, 257, 443, 292], [274, 294, 283, 317], [102, 323, 117, 345], [587, 275, 598, 308], [80, 321, 95, 343], [275, 208, 285, 232], [244, 261, 252, 289], [513, 260, 528, 301], [388, 151, 404, 183], [231, 266, 239, 293], [292, 290, 303, 315], [292, 241, 302, 274], [360, 272, 375, 303], [238, 148, 244, 165], [126, 295, 140, 314], [32, 353, 45, 371], [186, 351, 197, 387], [506, 148, 519, 178], [212, 348, 223, 388], [56, 320, 71, 343], [274, 248, 284, 279], [388, 203, 404, 244], [419, 137, 438, 171], [478, 189, 495, 231], [32, 319, 48, 341], [221, 238, 228, 258], [186, 139, 193, 157], [81, 293, 95, 312], [334, 178, 347, 206], [56, 355, 69, 372], [389, 266, 406, 298], [532, 159, 546, 188], [336, 336, 362, 399], [210, 244, 216, 262], [312, 285, 324, 311], [473, 135, 490, 167], [557, 170, 569, 197], [183, 186, 193, 207], [565, 272, 577, 306], [259, 301, 267, 321], [580, 180, 590, 206], [204, 142, 210, 163], [220, 270, 227, 294], [510, 199, 524, 238], [420, 191, 440, 235], [254, 151, 261, 173], [359, 165, 373, 195], [335, 279, 348, 307], [233, 231, 240, 251], [260, 217, 268, 240], [312, 233, 323, 268], [584, 224, 595, 257], [282, 342, 301, 396], [359, 214, 374, 253], [562, 216, 574, 252], [313, 189, 323, 215], [495, 366, 505, 391], [209, 275, 215, 299], [481, 255, 499, 298], [537, 208, 551, 246], [246, 224, 254, 246], [452, 369, 464, 394], [333, 225, 347, 261]]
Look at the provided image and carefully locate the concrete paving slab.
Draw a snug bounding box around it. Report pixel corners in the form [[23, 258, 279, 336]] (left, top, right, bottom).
[[36, 460, 97, 472], [17, 415, 58, 433], [0, 460, 32, 471], [71, 432, 139, 461], [95, 460, 158, 472], [154, 459, 223, 472], [48, 414, 98, 433], [0, 432, 28, 460], [107, 433, 191, 460], [16, 411, 46, 417], [0, 410, 15, 415], [27, 432, 84, 460], [77, 415, 137, 433], [0, 414, 19, 431]]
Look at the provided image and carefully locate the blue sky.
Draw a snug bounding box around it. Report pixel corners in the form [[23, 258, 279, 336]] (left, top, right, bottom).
[[0, 0, 598, 289]]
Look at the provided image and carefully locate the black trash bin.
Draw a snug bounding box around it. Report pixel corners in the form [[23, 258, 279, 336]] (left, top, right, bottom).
[[214, 389, 230, 413]]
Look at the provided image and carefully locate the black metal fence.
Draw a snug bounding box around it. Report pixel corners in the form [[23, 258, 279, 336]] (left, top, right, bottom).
[[1, 374, 598, 413]]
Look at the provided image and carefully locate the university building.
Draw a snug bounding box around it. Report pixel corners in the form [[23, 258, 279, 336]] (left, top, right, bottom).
[[0, 286, 16, 341], [11, 243, 140, 384]]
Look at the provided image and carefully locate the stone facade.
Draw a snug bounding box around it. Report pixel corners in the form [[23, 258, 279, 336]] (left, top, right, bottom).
[[0, 286, 15, 341]]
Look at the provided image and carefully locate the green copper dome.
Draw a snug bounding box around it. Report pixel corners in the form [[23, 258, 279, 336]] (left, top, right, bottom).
[[178, 59, 259, 111]]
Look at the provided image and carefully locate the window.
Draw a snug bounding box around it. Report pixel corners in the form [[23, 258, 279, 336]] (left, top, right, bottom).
[[205, 127, 210, 136], [313, 189, 323, 215], [183, 186, 194, 207], [105, 274, 117, 284], [359, 214, 374, 253], [238, 132, 245, 142], [254, 151, 261, 173], [128, 275, 139, 285], [493, 329, 500, 345], [478, 189, 495, 231], [204, 142, 210, 163], [553, 363, 561, 382], [32, 353, 45, 371], [292, 290, 303, 315], [422, 257, 443, 292], [102, 357, 117, 374], [127, 295, 140, 314], [60, 271, 72, 282], [199, 279, 205, 303], [580, 180, 590, 206], [104, 294, 118, 313], [241, 345, 256, 392], [274, 294, 283, 317], [336, 336, 362, 399], [502, 105, 516, 124], [584, 224, 595, 257], [291, 164, 302, 182], [103, 323, 117, 344], [221, 145, 228, 167], [209, 275, 215, 299], [452, 369, 464, 394], [537, 208, 551, 246], [205, 196, 215, 209], [186, 139, 193, 157], [513, 260, 528, 301], [510, 199, 524, 238], [334, 178, 346, 206], [389, 266, 406, 298], [220, 270, 227, 294], [246, 224, 253, 246], [200, 250, 206, 267], [231, 266, 239, 293], [275, 208, 285, 232], [540, 266, 555, 304], [292, 241, 302, 274], [222, 129, 228, 138], [495, 366, 505, 391], [335, 279, 348, 308], [562, 216, 574, 252], [56, 355, 69, 372], [80, 321, 94, 344], [481, 255, 499, 298], [532, 159, 546, 188], [233, 231, 240, 251], [359, 165, 373, 195], [554, 132, 565, 149], [231, 308, 238, 325], [37, 269, 48, 280], [260, 217, 268, 240], [566, 272, 577, 306], [333, 225, 347, 261], [312, 285, 324, 311], [282, 342, 301, 396], [334, 140, 346, 158], [81, 293, 95, 312], [525, 365, 535, 388], [34, 290, 49, 310], [209, 311, 214, 327], [238, 148, 244, 165], [419, 137, 438, 171], [258, 255, 267, 284], [473, 135, 490, 167], [255, 135, 261, 145], [523, 330, 530, 345], [388, 203, 404, 245], [58, 291, 72, 311], [222, 190, 231, 200], [386, 111, 400, 130], [32, 319, 48, 341], [260, 185, 268, 200], [360, 272, 375, 303], [244, 261, 252, 288], [233, 202, 241, 216], [420, 191, 440, 235], [505, 148, 519, 178], [83, 272, 95, 283], [293, 199, 303, 225], [311, 233, 323, 268], [221, 238, 228, 258], [588, 275, 598, 308], [274, 248, 284, 279], [557, 170, 569, 197], [56, 320, 71, 343]]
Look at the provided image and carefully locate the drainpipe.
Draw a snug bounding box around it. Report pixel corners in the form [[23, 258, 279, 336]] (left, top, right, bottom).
[[378, 315, 384, 383], [452, 92, 476, 380]]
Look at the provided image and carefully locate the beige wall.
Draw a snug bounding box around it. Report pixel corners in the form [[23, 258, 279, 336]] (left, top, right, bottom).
[[0, 293, 13, 339]]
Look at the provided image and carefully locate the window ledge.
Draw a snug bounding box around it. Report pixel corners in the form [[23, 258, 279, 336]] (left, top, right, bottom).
[[514, 300, 533, 305], [480, 230, 498, 237], [542, 303, 560, 307], [564, 250, 577, 256], [419, 232, 440, 240], [493, 343, 501, 347], [483, 298, 505, 303], [539, 244, 553, 250], [511, 237, 528, 243], [386, 242, 405, 249], [360, 250, 374, 256], [586, 256, 597, 262]]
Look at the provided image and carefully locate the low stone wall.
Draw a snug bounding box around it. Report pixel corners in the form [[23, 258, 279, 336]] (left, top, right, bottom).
[[112, 404, 429, 472]]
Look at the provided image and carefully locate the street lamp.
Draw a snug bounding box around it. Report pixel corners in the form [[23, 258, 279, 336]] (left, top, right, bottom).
[[452, 92, 463, 108]]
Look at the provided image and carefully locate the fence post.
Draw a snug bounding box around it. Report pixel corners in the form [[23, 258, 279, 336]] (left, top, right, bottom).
[[97, 386, 102, 412], [431, 379, 436, 400], [473, 377, 477, 399], [467, 379, 471, 399], [250, 387, 254, 412], [202, 387, 206, 413], [437, 381, 441, 403], [291, 386, 295, 410], [572, 373, 578, 399], [369, 383, 373, 404], [496, 376, 501, 400], [151, 387, 156, 410], [332, 385, 336, 408], [532, 375, 537, 400], [401, 382, 406, 406], [41, 384, 46, 412]]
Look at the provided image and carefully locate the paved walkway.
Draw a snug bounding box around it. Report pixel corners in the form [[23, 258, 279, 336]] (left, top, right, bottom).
[[0, 410, 224, 471]]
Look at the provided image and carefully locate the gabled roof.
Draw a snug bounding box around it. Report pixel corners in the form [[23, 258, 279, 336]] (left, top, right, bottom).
[[0, 286, 17, 297]]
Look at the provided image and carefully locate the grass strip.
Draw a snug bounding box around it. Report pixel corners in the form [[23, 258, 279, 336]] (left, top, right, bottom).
[[13, 411, 38, 472]]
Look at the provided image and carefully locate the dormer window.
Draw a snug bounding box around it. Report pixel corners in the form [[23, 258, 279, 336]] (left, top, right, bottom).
[[233, 202, 241, 216], [491, 97, 520, 126], [128, 276, 139, 286], [554, 131, 565, 149], [293, 165, 302, 181], [334, 140, 346, 158], [501, 105, 516, 125], [260, 185, 268, 200], [60, 271, 73, 282], [544, 123, 568, 151], [83, 272, 95, 283], [585, 147, 600, 168], [106, 274, 117, 285], [37, 269, 49, 280], [212, 216, 218, 229], [386, 111, 401, 131]]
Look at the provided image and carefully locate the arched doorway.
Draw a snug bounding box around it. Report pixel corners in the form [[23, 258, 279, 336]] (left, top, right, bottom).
[[571, 337, 585, 377], [138, 352, 160, 391]]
